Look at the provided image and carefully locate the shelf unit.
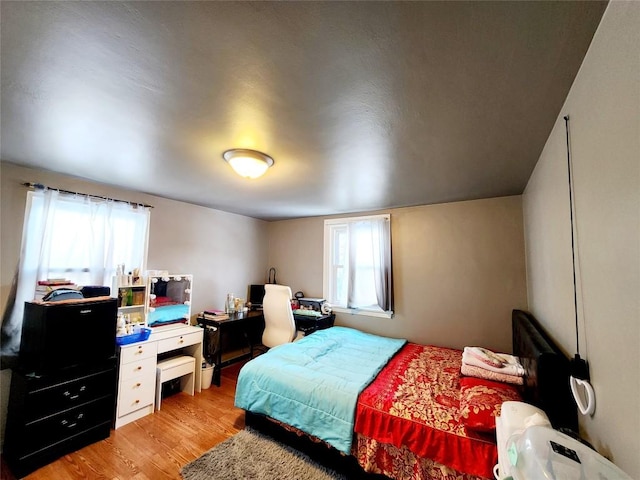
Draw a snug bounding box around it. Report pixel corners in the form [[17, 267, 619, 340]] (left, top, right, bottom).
[[112, 274, 199, 429], [112, 277, 147, 327]]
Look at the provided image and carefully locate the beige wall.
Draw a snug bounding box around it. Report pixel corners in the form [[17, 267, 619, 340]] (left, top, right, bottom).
[[0, 161, 270, 447], [523, 2, 639, 477], [268, 196, 528, 351]]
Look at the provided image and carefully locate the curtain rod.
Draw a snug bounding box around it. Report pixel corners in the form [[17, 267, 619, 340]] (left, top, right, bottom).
[[22, 182, 154, 209]]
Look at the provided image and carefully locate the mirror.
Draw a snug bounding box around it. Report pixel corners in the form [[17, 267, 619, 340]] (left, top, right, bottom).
[[147, 274, 192, 328]]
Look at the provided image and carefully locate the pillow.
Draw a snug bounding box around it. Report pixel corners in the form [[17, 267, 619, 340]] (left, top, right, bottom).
[[459, 376, 522, 432]]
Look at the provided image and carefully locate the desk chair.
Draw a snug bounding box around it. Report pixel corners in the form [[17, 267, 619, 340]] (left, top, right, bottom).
[[262, 284, 303, 348]]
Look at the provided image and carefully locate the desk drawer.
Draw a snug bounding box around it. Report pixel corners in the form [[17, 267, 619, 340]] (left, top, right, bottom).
[[119, 356, 157, 381], [157, 331, 202, 354], [120, 342, 157, 363], [118, 376, 156, 416]]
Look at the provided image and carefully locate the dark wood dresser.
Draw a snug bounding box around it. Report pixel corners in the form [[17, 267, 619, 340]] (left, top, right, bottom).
[[3, 298, 117, 478]]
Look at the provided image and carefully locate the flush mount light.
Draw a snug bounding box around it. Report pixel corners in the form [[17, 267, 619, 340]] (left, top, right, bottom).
[[223, 148, 274, 179]]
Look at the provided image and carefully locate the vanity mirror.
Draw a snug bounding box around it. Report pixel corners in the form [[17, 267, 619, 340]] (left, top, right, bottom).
[[147, 274, 193, 329]]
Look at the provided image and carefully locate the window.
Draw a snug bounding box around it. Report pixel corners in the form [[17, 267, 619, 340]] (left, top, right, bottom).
[[21, 189, 150, 286], [1, 188, 150, 358], [323, 214, 393, 318]]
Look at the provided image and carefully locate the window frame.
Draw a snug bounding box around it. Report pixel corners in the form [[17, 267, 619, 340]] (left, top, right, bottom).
[[323, 213, 393, 319]]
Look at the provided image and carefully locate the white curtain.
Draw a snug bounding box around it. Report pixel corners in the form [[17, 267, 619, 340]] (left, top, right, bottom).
[[1, 188, 150, 359], [347, 217, 392, 311]]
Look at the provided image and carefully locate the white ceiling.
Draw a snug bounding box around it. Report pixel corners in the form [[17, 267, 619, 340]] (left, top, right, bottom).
[[0, 1, 607, 220]]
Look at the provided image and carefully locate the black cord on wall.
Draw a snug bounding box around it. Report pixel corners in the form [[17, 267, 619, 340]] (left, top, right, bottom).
[[564, 115, 589, 381]]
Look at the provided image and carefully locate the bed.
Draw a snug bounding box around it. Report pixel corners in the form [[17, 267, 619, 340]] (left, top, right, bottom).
[[236, 309, 577, 480]]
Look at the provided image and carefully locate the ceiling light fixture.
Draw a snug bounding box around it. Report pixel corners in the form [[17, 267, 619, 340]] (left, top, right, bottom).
[[223, 148, 274, 179]]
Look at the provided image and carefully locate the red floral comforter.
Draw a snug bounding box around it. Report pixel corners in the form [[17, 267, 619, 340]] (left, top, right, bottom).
[[354, 344, 496, 479]]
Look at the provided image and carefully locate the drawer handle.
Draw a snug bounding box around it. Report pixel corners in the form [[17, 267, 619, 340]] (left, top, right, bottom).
[[135, 382, 141, 387], [63, 390, 80, 400], [134, 399, 140, 404], [136, 366, 142, 371], [61, 419, 78, 429]]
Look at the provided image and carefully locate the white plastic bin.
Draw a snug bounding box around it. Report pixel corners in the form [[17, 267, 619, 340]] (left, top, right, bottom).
[[201, 363, 214, 389]]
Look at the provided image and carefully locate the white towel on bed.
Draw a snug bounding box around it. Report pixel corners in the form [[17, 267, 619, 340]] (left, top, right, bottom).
[[462, 347, 525, 376], [464, 346, 506, 368], [460, 363, 524, 385]]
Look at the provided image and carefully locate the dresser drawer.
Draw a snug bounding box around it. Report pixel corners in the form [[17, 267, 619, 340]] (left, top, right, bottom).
[[5, 421, 111, 479], [23, 396, 114, 455], [118, 376, 156, 416], [119, 356, 156, 381], [157, 331, 202, 354], [25, 368, 115, 423], [120, 341, 157, 363]]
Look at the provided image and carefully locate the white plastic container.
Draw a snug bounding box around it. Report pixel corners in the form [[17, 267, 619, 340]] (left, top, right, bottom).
[[201, 363, 214, 389], [505, 425, 632, 480]]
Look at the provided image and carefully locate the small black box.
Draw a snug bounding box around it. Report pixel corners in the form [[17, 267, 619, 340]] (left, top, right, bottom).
[[81, 286, 110, 298]]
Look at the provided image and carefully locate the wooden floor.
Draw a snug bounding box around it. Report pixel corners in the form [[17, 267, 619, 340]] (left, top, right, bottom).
[[1, 362, 247, 480]]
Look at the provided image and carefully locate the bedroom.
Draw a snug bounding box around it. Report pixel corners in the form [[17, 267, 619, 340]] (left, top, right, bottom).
[[0, 1, 638, 479]]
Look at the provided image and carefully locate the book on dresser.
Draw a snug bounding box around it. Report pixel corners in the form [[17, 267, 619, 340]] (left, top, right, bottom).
[[202, 310, 229, 321], [34, 280, 79, 301]]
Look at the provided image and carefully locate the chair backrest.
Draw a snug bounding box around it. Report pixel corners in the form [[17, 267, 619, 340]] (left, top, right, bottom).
[[262, 284, 296, 348]]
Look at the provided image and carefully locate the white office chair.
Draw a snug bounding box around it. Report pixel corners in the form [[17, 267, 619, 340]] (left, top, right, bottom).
[[262, 284, 303, 348]]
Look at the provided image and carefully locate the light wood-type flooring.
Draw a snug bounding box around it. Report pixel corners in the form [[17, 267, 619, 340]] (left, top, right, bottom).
[[1, 362, 247, 480]]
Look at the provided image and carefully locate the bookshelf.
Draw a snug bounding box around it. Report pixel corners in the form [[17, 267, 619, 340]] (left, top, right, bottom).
[[112, 276, 147, 329]]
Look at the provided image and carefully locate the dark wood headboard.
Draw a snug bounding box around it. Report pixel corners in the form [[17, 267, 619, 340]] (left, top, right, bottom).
[[512, 309, 578, 432]]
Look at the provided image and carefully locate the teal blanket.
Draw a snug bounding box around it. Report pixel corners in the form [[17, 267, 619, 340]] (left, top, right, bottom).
[[234, 326, 406, 454], [147, 304, 189, 326]]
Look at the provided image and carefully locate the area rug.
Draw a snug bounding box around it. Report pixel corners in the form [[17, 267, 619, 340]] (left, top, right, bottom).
[[180, 428, 348, 480]]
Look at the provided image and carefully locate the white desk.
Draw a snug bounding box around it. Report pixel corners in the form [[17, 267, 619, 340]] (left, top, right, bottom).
[[114, 325, 203, 429]]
